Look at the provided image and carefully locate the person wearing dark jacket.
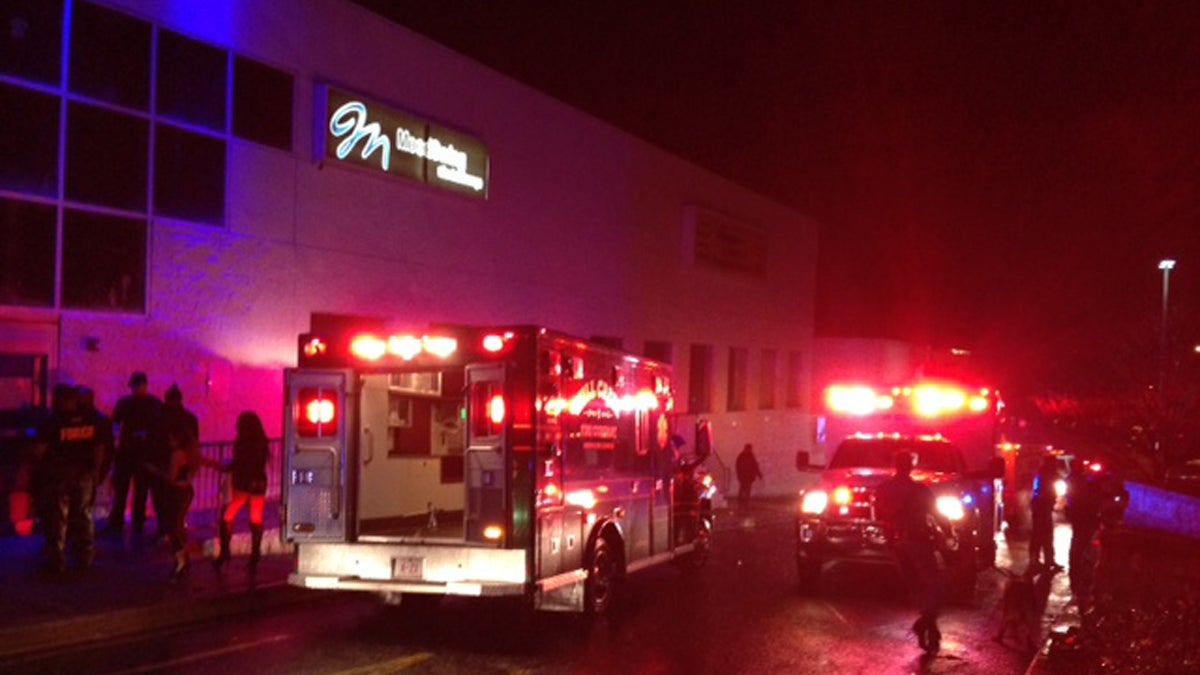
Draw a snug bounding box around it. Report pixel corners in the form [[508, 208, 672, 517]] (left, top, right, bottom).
[[1029, 454, 1062, 572], [32, 385, 105, 572], [106, 372, 165, 535], [213, 411, 270, 575], [147, 385, 210, 580], [875, 450, 950, 654], [735, 443, 764, 508]]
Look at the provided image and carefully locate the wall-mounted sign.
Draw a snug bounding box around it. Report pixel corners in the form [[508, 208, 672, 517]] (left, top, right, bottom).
[[317, 85, 489, 198]]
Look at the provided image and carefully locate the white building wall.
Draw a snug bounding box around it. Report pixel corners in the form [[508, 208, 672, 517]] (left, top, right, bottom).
[[33, 0, 819, 494]]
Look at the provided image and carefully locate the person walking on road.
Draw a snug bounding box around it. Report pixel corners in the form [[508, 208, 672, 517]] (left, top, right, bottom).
[[735, 443, 763, 508], [875, 450, 950, 655], [1029, 454, 1062, 573], [213, 411, 270, 577], [106, 372, 165, 536], [32, 385, 107, 572], [146, 385, 209, 580]]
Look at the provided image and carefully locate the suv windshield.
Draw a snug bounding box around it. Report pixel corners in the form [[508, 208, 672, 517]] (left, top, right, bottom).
[[829, 437, 961, 473]]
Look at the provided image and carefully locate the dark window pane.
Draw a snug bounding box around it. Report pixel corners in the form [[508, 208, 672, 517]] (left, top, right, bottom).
[[0, 0, 63, 84], [65, 102, 148, 210], [233, 55, 292, 150], [154, 124, 224, 223], [69, 1, 150, 109], [0, 82, 59, 196], [0, 197, 55, 307], [61, 209, 145, 311], [156, 29, 226, 131]]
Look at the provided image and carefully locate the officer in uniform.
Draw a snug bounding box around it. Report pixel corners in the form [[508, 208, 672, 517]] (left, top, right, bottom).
[[106, 372, 165, 535], [876, 450, 950, 654], [33, 385, 105, 572]]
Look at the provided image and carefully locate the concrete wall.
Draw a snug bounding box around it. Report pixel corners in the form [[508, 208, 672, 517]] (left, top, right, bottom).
[[5, 0, 819, 495]]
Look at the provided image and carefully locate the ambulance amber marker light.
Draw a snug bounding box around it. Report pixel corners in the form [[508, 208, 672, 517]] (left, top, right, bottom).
[[483, 525, 503, 540]]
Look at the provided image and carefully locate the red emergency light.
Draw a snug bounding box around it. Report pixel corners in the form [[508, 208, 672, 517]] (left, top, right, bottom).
[[349, 333, 459, 362], [297, 388, 337, 437], [825, 382, 992, 418]]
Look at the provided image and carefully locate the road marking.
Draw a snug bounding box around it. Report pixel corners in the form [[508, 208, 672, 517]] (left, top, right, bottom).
[[109, 633, 292, 674], [332, 652, 435, 674]]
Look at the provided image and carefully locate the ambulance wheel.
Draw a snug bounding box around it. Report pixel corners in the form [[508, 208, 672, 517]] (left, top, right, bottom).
[[585, 537, 620, 615]]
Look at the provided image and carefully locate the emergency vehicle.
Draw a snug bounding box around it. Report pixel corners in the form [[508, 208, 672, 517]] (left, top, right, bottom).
[[795, 381, 1005, 600], [283, 325, 715, 614]]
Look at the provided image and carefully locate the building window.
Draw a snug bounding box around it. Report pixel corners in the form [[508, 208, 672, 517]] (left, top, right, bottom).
[[786, 350, 804, 408], [0, 0, 63, 85], [154, 123, 225, 223], [233, 55, 294, 151], [759, 349, 778, 410], [644, 340, 673, 364], [61, 209, 146, 312], [68, 1, 151, 110], [0, 82, 59, 196], [727, 347, 748, 412], [0, 2, 303, 313], [156, 29, 227, 132], [65, 102, 149, 211], [688, 344, 713, 414], [0, 197, 55, 307]]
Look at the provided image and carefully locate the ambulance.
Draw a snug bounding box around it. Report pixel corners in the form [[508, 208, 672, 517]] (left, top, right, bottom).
[[283, 325, 715, 613]]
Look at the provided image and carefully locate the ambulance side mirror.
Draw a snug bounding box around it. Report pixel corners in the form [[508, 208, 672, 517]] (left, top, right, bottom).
[[694, 420, 712, 462]]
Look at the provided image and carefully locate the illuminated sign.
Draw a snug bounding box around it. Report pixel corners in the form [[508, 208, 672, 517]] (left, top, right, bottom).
[[318, 86, 488, 198]]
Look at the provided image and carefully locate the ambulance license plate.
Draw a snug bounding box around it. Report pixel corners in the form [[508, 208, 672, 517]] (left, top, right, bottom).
[[393, 557, 425, 580]]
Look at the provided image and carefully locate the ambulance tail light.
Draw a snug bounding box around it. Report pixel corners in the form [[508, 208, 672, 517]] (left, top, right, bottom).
[[488, 394, 506, 425], [297, 388, 337, 437]]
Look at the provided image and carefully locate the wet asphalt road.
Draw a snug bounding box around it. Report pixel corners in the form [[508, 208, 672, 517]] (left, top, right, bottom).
[[11, 506, 1055, 674]]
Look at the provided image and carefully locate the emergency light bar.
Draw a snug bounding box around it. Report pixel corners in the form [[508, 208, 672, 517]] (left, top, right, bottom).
[[349, 334, 459, 362], [825, 383, 992, 418]]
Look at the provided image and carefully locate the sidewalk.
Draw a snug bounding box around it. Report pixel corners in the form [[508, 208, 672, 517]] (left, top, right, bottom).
[[0, 511, 309, 661]]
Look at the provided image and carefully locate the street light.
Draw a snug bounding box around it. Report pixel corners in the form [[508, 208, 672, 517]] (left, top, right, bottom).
[[1158, 259, 1176, 397]]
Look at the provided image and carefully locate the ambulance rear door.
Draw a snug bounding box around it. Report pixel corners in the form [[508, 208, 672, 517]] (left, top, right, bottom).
[[284, 369, 354, 542]]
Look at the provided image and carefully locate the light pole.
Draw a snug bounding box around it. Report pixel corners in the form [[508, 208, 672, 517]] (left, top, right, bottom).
[[1158, 258, 1176, 398]]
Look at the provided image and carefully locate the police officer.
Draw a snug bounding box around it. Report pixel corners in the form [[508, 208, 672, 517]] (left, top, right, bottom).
[[32, 385, 105, 572], [1029, 454, 1062, 572], [106, 372, 165, 535], [876, 450, 949, 654]]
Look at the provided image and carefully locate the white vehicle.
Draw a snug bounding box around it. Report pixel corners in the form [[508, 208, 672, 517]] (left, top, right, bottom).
[[283, 325, 715, 613]]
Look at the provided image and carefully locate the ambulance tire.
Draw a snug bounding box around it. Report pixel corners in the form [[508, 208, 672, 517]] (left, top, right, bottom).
[[585, 536, 621, 616]]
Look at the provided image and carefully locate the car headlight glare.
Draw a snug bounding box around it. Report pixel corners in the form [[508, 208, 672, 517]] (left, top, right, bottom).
[[801, 490, 829, 515], [936, 495, 966, 521]]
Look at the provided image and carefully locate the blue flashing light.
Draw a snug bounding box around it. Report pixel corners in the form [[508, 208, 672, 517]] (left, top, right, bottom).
[[962, 494, 975, 506], [980, 485, 991, 494]]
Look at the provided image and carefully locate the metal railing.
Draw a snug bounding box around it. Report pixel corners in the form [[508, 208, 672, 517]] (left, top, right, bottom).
[[190, 438, 284, 513]]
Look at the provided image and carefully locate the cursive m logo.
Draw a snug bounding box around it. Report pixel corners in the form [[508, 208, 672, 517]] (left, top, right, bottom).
[[329, 101, 391, 171]]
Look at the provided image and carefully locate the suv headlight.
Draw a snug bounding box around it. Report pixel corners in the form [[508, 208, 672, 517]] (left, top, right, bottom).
[[801, 490, 829, 515], [936, 495, 965, 521]]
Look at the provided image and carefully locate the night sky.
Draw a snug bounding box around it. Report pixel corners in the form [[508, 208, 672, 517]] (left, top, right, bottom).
[[355, 1, 1200, 394]]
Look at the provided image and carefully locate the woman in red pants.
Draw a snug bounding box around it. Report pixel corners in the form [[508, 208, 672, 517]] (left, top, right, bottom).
[[213, 411, 270, 575]]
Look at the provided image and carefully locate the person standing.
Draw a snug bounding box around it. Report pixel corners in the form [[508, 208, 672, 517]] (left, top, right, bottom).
[[1029, 454, 1062, 572], [213, 411, 270, 576], [32, 385, 105, 572], [106, 372, 165, 536], [875, 450, 949, 654], [146, 387, 206, 581], [735, 443, 763, 508], [77, 387, 114, 507]]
